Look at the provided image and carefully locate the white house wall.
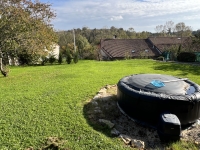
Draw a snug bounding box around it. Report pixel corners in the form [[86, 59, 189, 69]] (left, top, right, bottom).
[[46, 44, 60, 59]]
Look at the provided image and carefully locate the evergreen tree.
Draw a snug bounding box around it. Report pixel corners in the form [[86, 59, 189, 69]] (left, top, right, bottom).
[[58, 52, 63, 64]]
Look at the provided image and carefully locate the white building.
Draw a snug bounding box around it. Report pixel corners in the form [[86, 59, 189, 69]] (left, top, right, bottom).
[[46, 44, 60, 59]]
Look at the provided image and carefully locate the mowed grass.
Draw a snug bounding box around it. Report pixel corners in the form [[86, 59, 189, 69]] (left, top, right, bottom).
[[0, 59, 200, 149]]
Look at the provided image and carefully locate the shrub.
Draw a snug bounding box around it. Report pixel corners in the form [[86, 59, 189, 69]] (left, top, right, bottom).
[[49, 55, 56, 64], [41, 56, 49, 66], [18, 53, 33, 65], [156, 56, 164, 61], [58, 53, 63, 64], [177, 52, 196, 62], [66, 50, 72, 64], [73, 52, 79, 64], [124, 52, 131, 60]]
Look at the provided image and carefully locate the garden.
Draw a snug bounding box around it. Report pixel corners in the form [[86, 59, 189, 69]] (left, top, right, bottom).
[[0, 59, 200, 149]]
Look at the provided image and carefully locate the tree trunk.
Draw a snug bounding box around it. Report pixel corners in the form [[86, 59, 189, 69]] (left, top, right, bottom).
[[0, 58, 3, 71], [0, 58, 8, 77]]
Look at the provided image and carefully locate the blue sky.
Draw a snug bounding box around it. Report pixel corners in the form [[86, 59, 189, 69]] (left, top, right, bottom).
[[40, 0, 200, 32]]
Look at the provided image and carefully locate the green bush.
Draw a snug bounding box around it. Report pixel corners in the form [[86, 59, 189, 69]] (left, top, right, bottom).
[[41, 56, 49, 66], [73, 52, 79, 64], [156, 56, 164, 61], [177, 52, 196, 62], [58, 53, 63, 64], [18, 53, 33, 65], [49, 55, 56, 64], [66, 50, 72, 64]]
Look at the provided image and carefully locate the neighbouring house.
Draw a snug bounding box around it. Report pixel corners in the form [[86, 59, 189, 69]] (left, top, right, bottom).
[[7, 43, 60, 65], [148, 37, 189, 61], [45, 43, 60, 59], [99, 37, 195, 61], [99, 39, 161, 60], [148, 37, 188, 53]]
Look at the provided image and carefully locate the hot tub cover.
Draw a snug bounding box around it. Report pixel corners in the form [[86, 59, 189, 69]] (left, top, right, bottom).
[[122, 74, 190, 95]]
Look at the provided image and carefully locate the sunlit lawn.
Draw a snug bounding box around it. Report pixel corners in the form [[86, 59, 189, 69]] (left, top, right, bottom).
[[0, 59, 200, 149]]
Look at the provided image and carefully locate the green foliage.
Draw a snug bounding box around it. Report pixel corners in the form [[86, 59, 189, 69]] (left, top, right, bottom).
[[162, 45, 180, 61], [18, 52, 34, 65], [66, 50, 73, 64], [192, 30, 200, 49], [167, 141, 198, 150], [0, 0, 57, 65], [177, 52, 196, 62], [156, 56, 164, 61], [41, 56, 49, 66], [49, 55, 56, 64], [58, 52, 63, 64], [73, 51, 79, 64], [124, 52, 131, 60], [177, 44, 182, 56], [76, 35, 91, 58]]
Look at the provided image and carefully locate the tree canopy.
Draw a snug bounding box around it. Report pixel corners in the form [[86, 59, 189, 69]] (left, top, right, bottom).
[[0, 0, 57, 65], [154, 21, 192, 37]]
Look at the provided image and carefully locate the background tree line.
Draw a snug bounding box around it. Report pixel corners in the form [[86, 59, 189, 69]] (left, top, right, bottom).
[[154, 21, 193, 37]]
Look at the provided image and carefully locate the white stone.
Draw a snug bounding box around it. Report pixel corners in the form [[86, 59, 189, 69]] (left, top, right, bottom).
[[105, 85, 112, 89], [119, 134, 132, 145], [197, 120, 200, 125], [131, 139, 145, 149], [98, 88, 107, 94], [93, 94, 101, 100]]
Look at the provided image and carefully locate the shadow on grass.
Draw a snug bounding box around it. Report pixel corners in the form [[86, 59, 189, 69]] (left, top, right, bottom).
[[83, 94, 120, 138], [82, 86, 165, 149], [153, 62, 200, 76]]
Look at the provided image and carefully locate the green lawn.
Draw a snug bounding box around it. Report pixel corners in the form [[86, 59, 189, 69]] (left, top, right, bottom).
[[0, 59, 200, 149]]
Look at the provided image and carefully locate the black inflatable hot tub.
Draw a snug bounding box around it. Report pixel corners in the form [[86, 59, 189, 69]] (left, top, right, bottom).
[[117, 74, 200, 127]]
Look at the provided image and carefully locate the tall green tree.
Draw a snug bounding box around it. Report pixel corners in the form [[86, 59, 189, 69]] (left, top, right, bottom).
[[191, 29, 200, 52], [76, 35, 90, 58]]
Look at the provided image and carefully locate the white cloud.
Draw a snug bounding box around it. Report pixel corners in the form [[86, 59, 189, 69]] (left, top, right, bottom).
[[110, 15, 123, 21], [48, 0, 200, 32]]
